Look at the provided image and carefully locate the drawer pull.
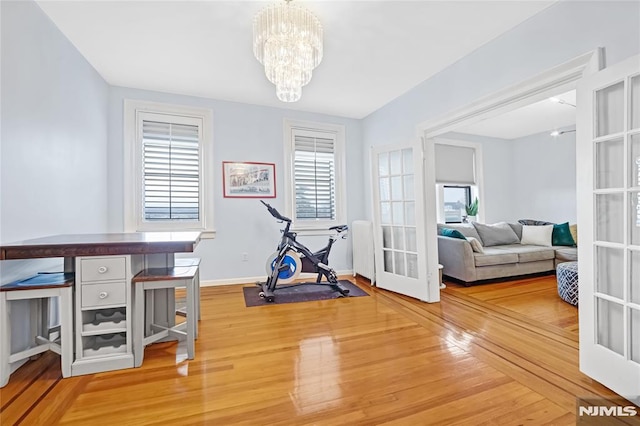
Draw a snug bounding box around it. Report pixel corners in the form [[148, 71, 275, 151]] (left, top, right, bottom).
[[97, 266, 108, 274], [99, 291, 109, 299]]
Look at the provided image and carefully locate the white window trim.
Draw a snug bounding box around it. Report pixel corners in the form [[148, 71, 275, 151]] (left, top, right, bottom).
[[432, 138, 485, 223], [283, 119, 347, 233], [124, 99, 215, 238]]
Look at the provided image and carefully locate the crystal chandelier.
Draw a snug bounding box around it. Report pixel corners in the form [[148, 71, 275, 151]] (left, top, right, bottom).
[[253, 0, 323, 103]]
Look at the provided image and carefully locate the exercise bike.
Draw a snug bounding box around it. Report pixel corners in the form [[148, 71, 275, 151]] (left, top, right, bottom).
[[258, 200, 350, 302]]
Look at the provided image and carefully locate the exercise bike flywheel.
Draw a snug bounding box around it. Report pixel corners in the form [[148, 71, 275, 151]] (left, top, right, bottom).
[[265, 251, 301, 284]]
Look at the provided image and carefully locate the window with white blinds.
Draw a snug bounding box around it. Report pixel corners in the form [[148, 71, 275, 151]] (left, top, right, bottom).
[[294, 134, 336, 220], [124, 100, 214, 235], [142, 120, 200, 221], [284, 120, 346, 230]]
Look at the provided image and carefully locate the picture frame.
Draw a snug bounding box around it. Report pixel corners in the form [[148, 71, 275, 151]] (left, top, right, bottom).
[[222, 161, 276, 198]]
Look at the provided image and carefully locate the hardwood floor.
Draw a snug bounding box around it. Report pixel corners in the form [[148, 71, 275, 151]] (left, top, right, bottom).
[[0, 275, 626, 425]]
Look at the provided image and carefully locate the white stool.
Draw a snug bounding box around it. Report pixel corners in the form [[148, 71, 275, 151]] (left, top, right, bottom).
[[0, 273, 73, 387], [174, 258, 201, 321], [132, 266, 198, 367]]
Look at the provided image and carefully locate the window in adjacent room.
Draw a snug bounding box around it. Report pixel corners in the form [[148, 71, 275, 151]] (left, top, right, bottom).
[[284, 119, 346, 231], [124, 100, 214, 237], [442, 185, 471, 223]]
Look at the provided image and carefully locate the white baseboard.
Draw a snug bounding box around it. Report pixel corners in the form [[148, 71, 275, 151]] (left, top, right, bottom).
[[201, 269, 354, 287]]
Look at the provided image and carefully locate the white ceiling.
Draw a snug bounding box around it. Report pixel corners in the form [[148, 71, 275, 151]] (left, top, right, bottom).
[[458, 90, 576, 139], [36, 0, 556, 119]]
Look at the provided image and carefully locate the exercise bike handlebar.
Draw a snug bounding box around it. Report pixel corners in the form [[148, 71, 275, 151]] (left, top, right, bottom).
[[260, 200, 291, 223]]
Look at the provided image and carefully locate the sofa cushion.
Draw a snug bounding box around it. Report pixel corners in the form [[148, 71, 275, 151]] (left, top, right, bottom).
[[474, 247, 519, 266], [569, 224, 578, 245], [437, 223, 481, 240], [494, 244, 556, 263], [472, 222, 520, 246], [555, 247, 578, 262], [552, 222, 576, 246]]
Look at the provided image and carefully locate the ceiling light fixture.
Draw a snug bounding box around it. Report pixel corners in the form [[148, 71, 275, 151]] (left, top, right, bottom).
[[550, 129, 576, 137], [253, 0, 323, 103], [548, 97, 576, 108]]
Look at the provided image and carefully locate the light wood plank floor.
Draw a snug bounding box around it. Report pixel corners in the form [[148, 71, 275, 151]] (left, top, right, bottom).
[[0, 275, 624, 425]]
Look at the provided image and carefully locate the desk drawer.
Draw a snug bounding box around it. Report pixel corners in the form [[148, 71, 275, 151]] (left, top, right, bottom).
[[81, 282, 126, 308], [81, 257, 126, 282]]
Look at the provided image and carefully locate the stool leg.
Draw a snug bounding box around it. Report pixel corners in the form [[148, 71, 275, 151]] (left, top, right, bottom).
[[186, 281, 195, 360], [134, 284, 145, 368], [59, 289, 72, 378], [0, 294, 10, 387]]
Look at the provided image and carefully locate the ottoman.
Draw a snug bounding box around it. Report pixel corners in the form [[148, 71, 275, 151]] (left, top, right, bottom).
[[556, 261, 579, 306]]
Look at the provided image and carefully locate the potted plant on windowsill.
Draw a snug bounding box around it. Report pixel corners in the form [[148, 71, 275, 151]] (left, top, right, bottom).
[[463, 197, 479, 223]]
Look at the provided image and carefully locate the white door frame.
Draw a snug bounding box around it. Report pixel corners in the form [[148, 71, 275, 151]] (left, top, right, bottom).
[[415, 48, 602, 289]]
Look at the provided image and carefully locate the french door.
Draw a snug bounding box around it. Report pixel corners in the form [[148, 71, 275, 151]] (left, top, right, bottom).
[[371, 142, 436, 302], [577, 54, 640, 405]]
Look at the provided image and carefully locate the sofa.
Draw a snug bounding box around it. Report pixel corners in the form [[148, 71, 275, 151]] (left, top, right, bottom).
[[437, 221, 577, 285]]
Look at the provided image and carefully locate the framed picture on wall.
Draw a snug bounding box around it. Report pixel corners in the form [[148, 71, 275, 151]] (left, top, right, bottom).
[[222, 161, 276, 198]]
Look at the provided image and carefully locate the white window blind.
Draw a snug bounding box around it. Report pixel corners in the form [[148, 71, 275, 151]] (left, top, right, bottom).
[[434, 144, 476, 184], [294, 133, 336, 220], [142, 120, 200, 221]]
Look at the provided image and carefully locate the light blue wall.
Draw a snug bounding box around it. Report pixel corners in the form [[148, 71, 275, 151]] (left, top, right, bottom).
[[0, 0, 109, 353], [362, 0, 640, 217], [108, 87, 364, 281], [1, 0, 109, 282], [510, 128, 577, 224]]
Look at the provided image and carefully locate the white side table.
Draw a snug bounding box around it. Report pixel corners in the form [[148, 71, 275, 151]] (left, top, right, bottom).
[[438, 264, 445, 289]]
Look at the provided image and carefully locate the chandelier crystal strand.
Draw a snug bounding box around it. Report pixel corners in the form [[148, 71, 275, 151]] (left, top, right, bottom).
[[253, 0, 323, 102]]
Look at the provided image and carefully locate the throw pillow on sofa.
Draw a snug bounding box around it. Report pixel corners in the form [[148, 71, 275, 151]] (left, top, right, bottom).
[[467, 237, 484, 253], [439, 228, 467, 240], [472, 222, 520, 246], [552, 222, 576, 246], [518, 219, 555, 226], [521, 225, 553, 246], [436, 223, 481, 240]]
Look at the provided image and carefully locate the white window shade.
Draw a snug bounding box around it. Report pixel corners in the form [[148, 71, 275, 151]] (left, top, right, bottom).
[[294, 134, 336, 220], [434, 144, 476, 184], [142, 120, 200, 221]]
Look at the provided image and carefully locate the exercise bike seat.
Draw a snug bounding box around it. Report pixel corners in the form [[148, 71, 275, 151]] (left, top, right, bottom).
[[329, 225, 348, 233]]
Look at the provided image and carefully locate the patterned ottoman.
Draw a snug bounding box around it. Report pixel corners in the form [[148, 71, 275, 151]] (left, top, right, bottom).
[[556, 261, 579, 306]]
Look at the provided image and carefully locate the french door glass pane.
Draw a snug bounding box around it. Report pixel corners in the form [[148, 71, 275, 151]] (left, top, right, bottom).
[[596, 81, 624, 137], [381, 202, 391, 224], [405, 202, 415, 226], [406, 254, 418, 279], [393, 227, 405, 250], [392, 202, 404, 225], [394, 252, 406, 276], [378, 153, 389, 177], [631, 134, 640, 188], [403, 175, 414, 200], [596, 138, 624, 189], [379, 178, 390, 201], [383, 250, 393, 273], [631, 75, 640, 131], [405, 227, 417, 252], [596, 246, 624, 299], [402, 148, 413, 174], [390, 151, 402, 175], [382, 226, 392, 249], [631, 308, 640, 364], [597, 298, 624, 355], [596, 193, 624, 243], [631, 250, 640, 305], [390, 176, 402, 200], [631, 192, 640, 245]]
